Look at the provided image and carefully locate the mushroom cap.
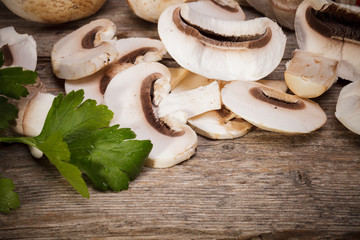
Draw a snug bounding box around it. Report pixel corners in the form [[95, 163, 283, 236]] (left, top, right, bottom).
[[335, 80, 360, 135], [103, 62, 197, 168], [158, 2, 287, 81], [221, 81, 327, 133], [295, 0, 360, 81], [0, 26, 37, 71], [51, 18, 119, 80], [127, 0, 187, 23], [285, 49, 339, 98], [1, 0, 107, 24]]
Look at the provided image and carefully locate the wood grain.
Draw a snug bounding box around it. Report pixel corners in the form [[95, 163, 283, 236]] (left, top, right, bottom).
[[1, 0, 360, 239]]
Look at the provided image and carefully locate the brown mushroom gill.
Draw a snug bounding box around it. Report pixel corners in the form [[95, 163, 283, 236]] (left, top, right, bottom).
[[141, 73, 185, 137], [1, 44, 13, 66], [173, 7, 272, 48], [98, 47, 159, 94], [250, 87, 305, 110], [81, 26, 103, 49], [305, 5, 360, 42]]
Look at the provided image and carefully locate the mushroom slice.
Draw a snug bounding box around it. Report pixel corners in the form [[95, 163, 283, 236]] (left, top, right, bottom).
[[245, 0, 304, 30], [221, 81, 327, 133], [51, 18, 119, 80], [65, 37, 167, 103], [170, 71, 252, 139], [103, 62, 197, 168], [0, 26, 37, 71], [285, 49, 339, 98], [127, 0, 187, 23], [13, 90, 55, 158], [64, 63, 132, 104], [1, 0, 107, 24], [113, 37, 167, 64], [257, 79, 288, 93], [295, 0, 360, 81], [158, 2, 287, 81], [335, 80, 360, 135], [168, 67, 190, 89], [179, 0, 246, 34]]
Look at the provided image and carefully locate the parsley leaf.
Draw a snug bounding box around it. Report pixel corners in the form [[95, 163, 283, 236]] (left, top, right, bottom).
[[68, 126, 152, 191], [0, 96, 18, 130], [0, 67, 37, 100], [1, 89, 152, 198], [0, 174, 20, 213]]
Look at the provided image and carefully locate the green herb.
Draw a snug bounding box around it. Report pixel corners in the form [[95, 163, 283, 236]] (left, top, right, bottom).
[[0, 90, 153, 199], [0, 51, 153, 212], [0, 96, 18, 130], [0, 174, 20, 213]]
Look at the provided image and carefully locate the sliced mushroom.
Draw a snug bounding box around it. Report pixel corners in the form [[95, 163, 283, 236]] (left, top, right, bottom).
[[168, 67, 190, 89], [295, 0, 360, 82], [221, 81, 327, 133], [12, 85, 55, 158], [1, 0, 107, 24], [104, 62, 198, 168], [51, 18, 119, 80], [158, 2, 287, 81], [285, 49, 339, 98], [257, 79, 288, 93], [170, 71, 252, 139], [0, 26, 37, 71], [244, 0, 304, 30], [335, 80, 360, 135], [64, 37, 167, 103]]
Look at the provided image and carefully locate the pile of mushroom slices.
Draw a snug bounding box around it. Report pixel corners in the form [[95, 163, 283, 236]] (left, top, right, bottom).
[[283, 0, 360, 135], [50, 18, 225, 168], [155, 0, 327, 134]]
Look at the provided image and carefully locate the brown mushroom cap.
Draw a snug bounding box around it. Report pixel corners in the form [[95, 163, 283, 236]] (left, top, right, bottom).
[[2, 0, 107, 24]]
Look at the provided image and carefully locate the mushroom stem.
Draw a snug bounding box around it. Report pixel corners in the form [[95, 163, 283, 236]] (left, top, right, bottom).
[[157, 81, 221, 120]]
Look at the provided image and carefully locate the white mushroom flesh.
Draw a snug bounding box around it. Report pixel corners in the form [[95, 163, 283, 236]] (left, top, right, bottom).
[[335, 80, 360, 135], [295, 0, 360, 81], [0, 26, 37, 71], [51, 19, 119, 80], [221, 81, 327, 133], [158, 2, 287, 81], [285, 49, 339, 98]]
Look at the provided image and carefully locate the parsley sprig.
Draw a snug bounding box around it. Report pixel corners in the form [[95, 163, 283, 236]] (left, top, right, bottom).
[[0, 51, 153, 212]]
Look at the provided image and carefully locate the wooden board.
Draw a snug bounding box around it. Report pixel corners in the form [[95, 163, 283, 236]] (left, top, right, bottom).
[[1, 1, 359, 239]]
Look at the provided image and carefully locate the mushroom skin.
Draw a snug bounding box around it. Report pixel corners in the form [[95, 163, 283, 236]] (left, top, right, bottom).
[[127, 0, 187, 23], [158, 2, 286, 81], [0, 26, 37, 71], [1, 0, 107, 24], [335, 80, 360, 135], [221, 81, 327, 133], [295, 0, 360, 82], [104, 62, 198, 168], [51, 18, 119, 80]]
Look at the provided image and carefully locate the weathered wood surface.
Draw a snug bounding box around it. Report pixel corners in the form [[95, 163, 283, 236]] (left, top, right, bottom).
[[0, 1, 359, 239]]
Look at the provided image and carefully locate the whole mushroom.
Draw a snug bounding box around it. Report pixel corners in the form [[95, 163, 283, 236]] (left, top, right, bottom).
[[1, 0, 107, 24]]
